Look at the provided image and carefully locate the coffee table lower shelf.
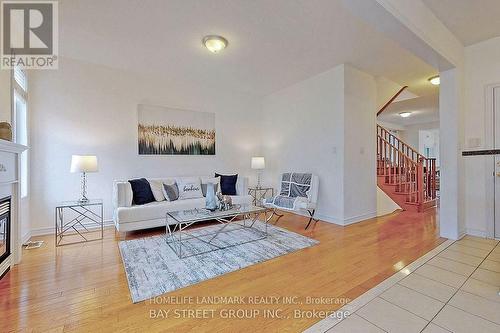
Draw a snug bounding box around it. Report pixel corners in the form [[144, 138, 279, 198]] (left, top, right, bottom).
[[165, 206, 272, 259]]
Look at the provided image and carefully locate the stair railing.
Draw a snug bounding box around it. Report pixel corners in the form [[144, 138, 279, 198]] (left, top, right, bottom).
[[377, 125, 437, 208]]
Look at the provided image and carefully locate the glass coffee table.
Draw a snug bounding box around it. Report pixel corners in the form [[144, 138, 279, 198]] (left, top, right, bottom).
[[166, 205, 272, 258]]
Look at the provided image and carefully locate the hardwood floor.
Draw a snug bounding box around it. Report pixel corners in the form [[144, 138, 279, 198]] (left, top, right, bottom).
[[0, 209, 445, 332]]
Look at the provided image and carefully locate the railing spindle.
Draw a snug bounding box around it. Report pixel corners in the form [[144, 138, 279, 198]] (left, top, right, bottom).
[[376, 125, 437, 210]]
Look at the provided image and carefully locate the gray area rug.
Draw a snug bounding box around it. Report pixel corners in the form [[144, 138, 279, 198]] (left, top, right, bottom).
[[119, 220, 319, 303]]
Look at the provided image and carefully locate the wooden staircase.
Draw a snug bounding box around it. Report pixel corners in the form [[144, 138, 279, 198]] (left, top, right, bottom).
[[377, 125, 437, 212]]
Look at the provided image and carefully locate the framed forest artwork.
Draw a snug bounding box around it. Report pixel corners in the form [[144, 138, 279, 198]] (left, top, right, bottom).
[[138, 104, 216, 155]]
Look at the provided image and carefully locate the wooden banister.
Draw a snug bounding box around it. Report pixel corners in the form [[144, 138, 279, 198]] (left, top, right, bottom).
[[377, 136, 415, 161], [377, 86, 408, 117], [377, 125, 424, 161], [377, 124, 437, 211]]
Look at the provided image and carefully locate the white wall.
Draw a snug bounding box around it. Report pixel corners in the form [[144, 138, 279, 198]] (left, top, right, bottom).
[[463, 37, 500, 237], [261, 65, 345, 222], [30, 59, 377, 232], [399, 121, 440, 165], [261, 64, 376, 225], [419, 129, 439, 162], [343, 65, 377, 222], [439, 67, 466, 239], [375, 76, 403, 110], [29, 57, 262, 231], [373, 0, 464, 68], [346, 0, 466, 239], [0, 70, 10, 124], [399, 128, 419, 150]]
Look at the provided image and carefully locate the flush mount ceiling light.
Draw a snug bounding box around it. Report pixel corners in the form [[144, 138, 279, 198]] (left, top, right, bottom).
[[428, 75, 440, 85], [203, 35, 228, 53], [399, 112, 412, 118]]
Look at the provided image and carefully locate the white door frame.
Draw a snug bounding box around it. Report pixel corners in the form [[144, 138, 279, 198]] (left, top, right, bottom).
[[485, 83, 500, 239]]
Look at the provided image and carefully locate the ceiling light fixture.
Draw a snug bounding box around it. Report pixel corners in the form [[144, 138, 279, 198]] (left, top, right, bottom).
[[203, 35, 228, 53], [399, 112, 412, 118], [428, 75, 440, 85]]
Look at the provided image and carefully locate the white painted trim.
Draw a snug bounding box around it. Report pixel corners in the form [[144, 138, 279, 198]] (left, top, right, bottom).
[[27, 219, 114, 238], [313, 212, 342, 225], [465, 228, 490, 238], [484, 83, 497, 149], [293, 211, 377, 226], [303, 238, 455, 333], [0, 139, 27, 153], [275, 209, 343, 225], [485, 83, 500, 239], [21, 229, 31, 244], [342, 211, 377, 226]]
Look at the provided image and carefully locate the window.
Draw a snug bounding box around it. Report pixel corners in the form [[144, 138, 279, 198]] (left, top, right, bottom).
[[12, 66, 28, 198]]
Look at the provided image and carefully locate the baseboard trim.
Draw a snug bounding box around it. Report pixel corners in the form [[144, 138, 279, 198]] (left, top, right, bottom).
[[376, 209, 403, 218], [295, 211, 377, 226], [342, 212, 378, 226], [27, 210, 376, 238], [313, 213, 342, 225], [28, 219, 115, 238], [465, 228, 490, 238], [22, 230, 32, 245]]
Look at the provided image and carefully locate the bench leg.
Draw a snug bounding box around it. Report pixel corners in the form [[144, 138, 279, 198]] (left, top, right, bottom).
[[272, 209, 285, 224], [305, 209, 319, 230]]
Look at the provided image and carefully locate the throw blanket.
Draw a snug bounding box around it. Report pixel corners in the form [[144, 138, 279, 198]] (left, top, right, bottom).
[[265, 173, 312, 210]]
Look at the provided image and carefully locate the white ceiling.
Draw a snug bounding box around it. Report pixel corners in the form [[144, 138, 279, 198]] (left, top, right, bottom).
[[423, 0, 500, 46], [59, 0, 438, 97], [378, 94, 439, 126]]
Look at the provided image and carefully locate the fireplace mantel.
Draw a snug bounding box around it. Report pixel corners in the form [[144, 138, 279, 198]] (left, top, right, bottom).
[[0, 139, 27, 154], [0, 139, 28, 279]]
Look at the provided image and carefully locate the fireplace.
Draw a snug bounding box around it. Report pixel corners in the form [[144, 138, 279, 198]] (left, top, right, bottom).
[[0, 196, 11, 279]]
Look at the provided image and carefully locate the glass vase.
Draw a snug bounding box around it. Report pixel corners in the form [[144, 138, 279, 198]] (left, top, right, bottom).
[[205, 183, 218, 211]]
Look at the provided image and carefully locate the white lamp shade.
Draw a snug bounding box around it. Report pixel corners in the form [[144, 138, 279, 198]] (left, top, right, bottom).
[[70, 155, 98, 173], [251, 157, 265, 169]]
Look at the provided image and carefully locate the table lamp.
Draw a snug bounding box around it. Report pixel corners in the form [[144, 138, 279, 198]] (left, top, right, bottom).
[[251, 156, 265, 189], [70, 155, 98, 202]]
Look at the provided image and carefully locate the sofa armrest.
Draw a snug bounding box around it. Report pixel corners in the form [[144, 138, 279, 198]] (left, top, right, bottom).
[[236, 176, 249, 196], [113, 181, 133, 208]]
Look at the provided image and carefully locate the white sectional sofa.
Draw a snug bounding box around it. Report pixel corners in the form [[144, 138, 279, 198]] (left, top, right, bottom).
[[113, 176, 252, 232]]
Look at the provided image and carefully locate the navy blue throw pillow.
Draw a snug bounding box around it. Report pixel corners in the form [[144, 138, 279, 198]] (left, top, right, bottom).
[[128, 178, 155, 205], [215, 173, 238, 195]]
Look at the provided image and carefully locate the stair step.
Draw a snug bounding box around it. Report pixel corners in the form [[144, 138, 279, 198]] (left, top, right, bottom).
[[377, 125, 438, 213], [393, 191, 413, 195], [377, 180, 435, 213]]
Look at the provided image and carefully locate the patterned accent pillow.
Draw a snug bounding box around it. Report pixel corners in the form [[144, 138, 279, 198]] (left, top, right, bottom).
[[175, 177, 204, 200], [162, 183, 179, 201]]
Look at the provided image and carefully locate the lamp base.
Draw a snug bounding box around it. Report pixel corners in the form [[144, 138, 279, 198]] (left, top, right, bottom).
[[78, 172, 89, 203], [256, 171, 262, 189]]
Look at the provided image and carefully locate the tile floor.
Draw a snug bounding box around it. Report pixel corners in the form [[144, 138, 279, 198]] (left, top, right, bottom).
[[304, 236, 500, 333]]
